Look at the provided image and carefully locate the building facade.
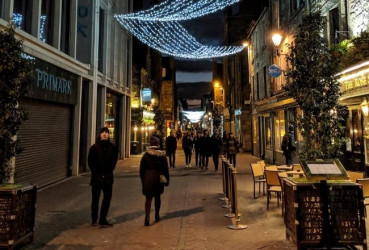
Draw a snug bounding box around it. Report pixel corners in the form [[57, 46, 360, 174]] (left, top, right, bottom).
[[0, 0, 132, 187], [248, 0, 369, 170]]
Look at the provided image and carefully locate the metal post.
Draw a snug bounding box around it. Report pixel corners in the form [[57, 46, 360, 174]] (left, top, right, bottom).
[[224, 165, 240, 218], [218, 158, 227, 200], [228, 167, 247, 230], [222, 162, 231, 209]]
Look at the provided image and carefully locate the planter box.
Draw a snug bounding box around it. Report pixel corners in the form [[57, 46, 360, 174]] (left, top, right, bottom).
[[0, 184, 37, 249], [283, 179, 367, 249]]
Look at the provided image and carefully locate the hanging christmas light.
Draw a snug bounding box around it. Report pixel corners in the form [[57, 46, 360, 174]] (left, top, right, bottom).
[[115, 0, 240, 21], [118, 18, 245, 59]]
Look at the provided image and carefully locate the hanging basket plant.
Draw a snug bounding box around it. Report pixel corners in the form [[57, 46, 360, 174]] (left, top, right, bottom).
[[283, 11, 347, 160], [0, 24, 33, 183]]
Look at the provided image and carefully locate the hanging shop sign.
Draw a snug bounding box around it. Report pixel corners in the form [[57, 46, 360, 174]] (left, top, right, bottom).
[[338, 61, 369, 93], [142, 88, 152, 102], [268, 64, 282, 78]]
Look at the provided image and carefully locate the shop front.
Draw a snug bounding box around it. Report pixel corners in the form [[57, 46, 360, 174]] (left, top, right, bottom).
[[338, 60, 369, 173], [16, 56, 78, 187]]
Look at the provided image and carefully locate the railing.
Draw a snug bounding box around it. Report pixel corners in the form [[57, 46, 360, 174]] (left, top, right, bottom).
[[219, 158, 247, 230]]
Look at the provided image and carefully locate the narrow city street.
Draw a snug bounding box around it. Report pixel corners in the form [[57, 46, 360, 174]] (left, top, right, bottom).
[[21, 151, 297, 250]]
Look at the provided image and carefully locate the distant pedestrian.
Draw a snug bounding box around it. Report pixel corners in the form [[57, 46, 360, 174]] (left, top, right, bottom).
[[88, 127, 118, 227], [226, 132, 239, 167], [166, 130, 177, 168], [200, 130, 212, 170], [281, 125, 297, 167], [140, 136, 170, 226], [193, 132, 202, 168], [211, 129, 223, 171], [182, 131, 193, 167]]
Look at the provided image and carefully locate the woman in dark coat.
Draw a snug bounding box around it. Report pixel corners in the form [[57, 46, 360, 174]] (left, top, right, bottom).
[[140, 137, 169, 226]]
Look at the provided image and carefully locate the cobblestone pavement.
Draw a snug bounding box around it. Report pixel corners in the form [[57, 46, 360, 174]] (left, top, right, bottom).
[[19, 151, 367, 250]]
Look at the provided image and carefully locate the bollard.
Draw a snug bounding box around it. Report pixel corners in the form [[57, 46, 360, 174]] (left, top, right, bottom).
[[224, 165, 240, 218], [222, 161, 231, 208], [218, 158, 227, 201], [227, 167, 247, 230]]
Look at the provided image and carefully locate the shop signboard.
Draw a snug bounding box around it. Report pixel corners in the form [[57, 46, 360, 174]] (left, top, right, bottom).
[[268, 64, 282, 78], [25, 56, 78, 105], [142, 88, 152, 102]]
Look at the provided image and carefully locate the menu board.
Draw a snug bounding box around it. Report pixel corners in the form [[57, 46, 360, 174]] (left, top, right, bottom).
[[300, 159, 348, 181], [307, 163, 342, 175]]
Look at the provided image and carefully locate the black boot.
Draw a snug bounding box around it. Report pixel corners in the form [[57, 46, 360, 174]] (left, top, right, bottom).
[[144, 215, 150, 226], [155, 212, 160, 222]]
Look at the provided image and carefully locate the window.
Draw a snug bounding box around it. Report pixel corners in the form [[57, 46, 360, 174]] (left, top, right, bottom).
[[40, 0, 54, 44], [98, 8, 105, 72], [0, 0, 4, 19], [256, 72, 260, 100], [61, 0, 71, 54], [263, 66, 267, 98], [265, 116, 271, 149], [274, 110, 285, 151], [329, 7, 340, 44], [13, 0, 32, 34], [290, 0, 304, 16]]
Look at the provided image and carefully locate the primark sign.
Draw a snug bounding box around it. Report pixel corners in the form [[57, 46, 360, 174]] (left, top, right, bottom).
[[26, 57, 78, 105]]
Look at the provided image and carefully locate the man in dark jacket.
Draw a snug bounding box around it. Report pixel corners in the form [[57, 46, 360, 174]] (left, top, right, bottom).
[[88, 127, 118, 227], [282, 124, 297, 167], [211, 129, 223, 171], [165, 130, 177, 168]]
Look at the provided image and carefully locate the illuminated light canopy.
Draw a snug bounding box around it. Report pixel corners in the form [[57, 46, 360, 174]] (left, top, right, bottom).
[[118, 19, 245, 59], [115, 0, 240, 21], [114, 0, 244, 59], [182, 111, 205, 123]]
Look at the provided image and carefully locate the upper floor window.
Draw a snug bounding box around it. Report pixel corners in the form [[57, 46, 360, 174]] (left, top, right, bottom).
[[0, 0, 4, 19], [290, 0, 304, 16], [13, 0, 32, 34], [40, 0, 54, 45]]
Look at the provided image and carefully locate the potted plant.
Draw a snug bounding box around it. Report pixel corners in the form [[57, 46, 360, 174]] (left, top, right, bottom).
[[0, 24, 36, 249]]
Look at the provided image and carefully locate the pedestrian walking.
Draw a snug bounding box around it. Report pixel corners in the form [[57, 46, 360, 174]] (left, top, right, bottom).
[[281, 124, 297, 167], [165, 130, 177, 168], [193, 131, 202, 168], [200, 130, 212, 170], [140, 136, 170, 226], [182, 131, 193, 167], [226, 132, 239, 167], [88, 127, 118, 227], [211, 129, 223, 171]]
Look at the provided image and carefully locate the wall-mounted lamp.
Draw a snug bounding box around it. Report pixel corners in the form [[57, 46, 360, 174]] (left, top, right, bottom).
[[272, 33, 283, 47], [242, 41, 249, 48], [361, 99, 369, 116]]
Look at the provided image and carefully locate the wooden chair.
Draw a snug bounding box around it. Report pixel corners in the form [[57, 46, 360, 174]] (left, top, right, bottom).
[[257, 160, 266, 171], [264, 170, 283, 210], [347, 171, 365, 182], [250, 163, 266, 199], [356, 178, 369, 216], [265, 165, 278, 171]]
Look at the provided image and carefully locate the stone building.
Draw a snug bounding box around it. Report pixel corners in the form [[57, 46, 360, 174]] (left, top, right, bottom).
[[0, 0, 132, 187], [248, 0, 369, 168]]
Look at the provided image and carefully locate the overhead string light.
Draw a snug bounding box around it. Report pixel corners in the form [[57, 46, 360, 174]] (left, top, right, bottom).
[[114, 0, 244, 59], [115, 0, 241, 21], [119, 19, 245, 59]]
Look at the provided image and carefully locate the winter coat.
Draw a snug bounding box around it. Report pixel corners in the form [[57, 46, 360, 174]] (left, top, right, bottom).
[[140, 147, 170, 197], [165, 135, 177, 154], [201, 135, 212, 157], [211, 135, 223, 155], [88, 138, 118, 186], [182, 135, 193, 151], [227, 138, 239, 155], [193, 136, 202, 152]]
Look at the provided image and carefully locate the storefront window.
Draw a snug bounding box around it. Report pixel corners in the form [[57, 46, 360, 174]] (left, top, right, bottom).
[[13, 0, 32, 34], [265, 116, 271, 149], [40, 0, 54, 44], [105, 93, 117, 144], [253, 116, 257, 143], [352, 110, 362, 153], [274, 110, 285, 151]]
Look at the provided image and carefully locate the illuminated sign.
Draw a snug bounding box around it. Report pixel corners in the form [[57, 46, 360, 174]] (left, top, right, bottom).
[[338, 61, 369, 93], [142, 88, 152, 102]]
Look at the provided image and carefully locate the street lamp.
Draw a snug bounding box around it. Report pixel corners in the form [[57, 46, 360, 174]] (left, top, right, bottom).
[[272, 33, 283, 47], [133, 125, 138, 141], [361, 99, 369, 116]]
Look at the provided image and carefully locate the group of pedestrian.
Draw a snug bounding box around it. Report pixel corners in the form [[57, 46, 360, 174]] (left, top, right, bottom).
[[87, 127, 240, 228]]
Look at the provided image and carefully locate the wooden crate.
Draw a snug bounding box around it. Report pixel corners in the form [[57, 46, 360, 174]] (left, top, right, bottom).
[[283, 179, 367, 249], [0, 184, 37, 249]]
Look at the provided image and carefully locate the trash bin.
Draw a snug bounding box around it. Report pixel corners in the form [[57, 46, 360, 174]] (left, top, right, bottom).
[[130, 141, 141, 154]]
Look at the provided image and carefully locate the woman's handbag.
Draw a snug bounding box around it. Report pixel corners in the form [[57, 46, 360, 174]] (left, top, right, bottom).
[[159, 174, 168, 184]]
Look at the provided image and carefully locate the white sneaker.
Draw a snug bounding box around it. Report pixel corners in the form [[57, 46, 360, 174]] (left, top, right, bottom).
[[188, 164, 191, 168], [186, 165, 189, 168]]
